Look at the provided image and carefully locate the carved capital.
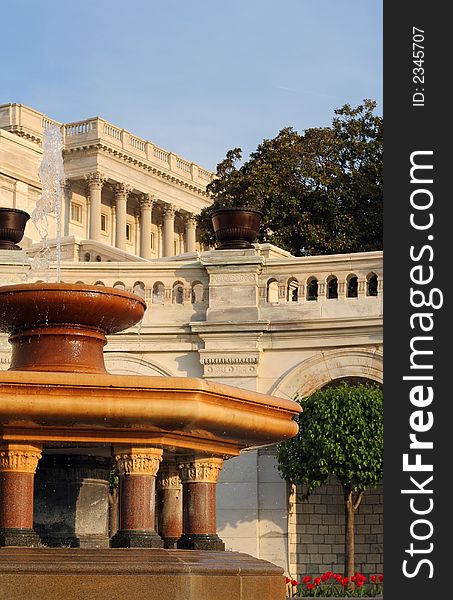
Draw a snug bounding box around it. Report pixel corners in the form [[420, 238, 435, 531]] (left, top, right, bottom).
[[0, 443, 42, 474], [140, 193, 155, 210], [157, 461, 182, 490], [163, 204, 176, 220], [114, 446, 163, 476], [177, 457, 223, 484], [85, 172, 106, 190], [61, 179, 72, 195], [186, 213, 197, 228], [114, 182, 131, 198]]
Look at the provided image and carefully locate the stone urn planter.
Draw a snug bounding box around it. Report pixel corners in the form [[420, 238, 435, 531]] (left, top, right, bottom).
[[211, 207, 263, 250], [0, 207, 30, 250]]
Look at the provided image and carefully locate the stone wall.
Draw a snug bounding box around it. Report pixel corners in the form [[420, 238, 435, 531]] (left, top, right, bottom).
[[289, 477, 383, 579]]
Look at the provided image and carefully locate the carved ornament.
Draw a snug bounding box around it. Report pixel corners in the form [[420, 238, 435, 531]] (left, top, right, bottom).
[[177, 457, 223, 484], [0, 444, 42, 473]]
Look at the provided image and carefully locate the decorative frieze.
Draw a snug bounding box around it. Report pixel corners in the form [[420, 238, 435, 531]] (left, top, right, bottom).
[[157, 461, 182, 490], [199, 352, 260, 378], [210, 272, 256, 285], [0, 443, 42, 474], [177, 457, 223, 484]]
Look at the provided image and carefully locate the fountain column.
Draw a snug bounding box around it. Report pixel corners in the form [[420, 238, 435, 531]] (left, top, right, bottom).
[[140, 193, 154, 259], [163, 204, 176, 257], [0, 442, 42, 547], [156, 457, 183, 548], [114, 183, 130, 251], [86, 172, 105, 242], [185, 214, 197, 253], [177, 456, 225, 550], [111, 445, 163, 548]]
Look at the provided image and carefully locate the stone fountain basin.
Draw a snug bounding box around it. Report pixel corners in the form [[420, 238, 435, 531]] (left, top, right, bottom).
[[0, 371, 300, 455]]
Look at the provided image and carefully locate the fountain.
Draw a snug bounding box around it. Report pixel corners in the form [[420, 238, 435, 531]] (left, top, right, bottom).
[[0, 128, 301, 599]]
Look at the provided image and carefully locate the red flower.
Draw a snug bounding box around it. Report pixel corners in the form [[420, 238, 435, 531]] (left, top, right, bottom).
[[334, 574, 342, 582], [302, 576, 312, 584], [342, 577, 349, 586], [321, 573, 329, 582], [351, 576, 356, 582], [356, 580, 364, 588], [378, 574, 384, 582], [370, 575, 377, 583], [291, 579, 299, 586], [314, 577, 321, 585], [307, 584, 315, 590], [285, 577, 291, 584]]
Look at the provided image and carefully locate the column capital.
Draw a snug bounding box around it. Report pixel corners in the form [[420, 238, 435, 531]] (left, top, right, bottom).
[[85, 172, 106, 190], [0, 443, 42, 474], [157, 460, 182, 490], [177, 456, 223, 484], [186, 213, 197, 228], [163, 204, 176, 219], [140, 193, 155, 209], [114, 446, 163, 476], [61, 178, 72, 193], [114, 182, 131, 197]]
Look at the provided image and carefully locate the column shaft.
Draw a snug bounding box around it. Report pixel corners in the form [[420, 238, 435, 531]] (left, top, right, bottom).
[[86, 173, 104, 242], [140, 194, 153, 258], [163, 205, 175, 257], [157, 459, 182, 548], [111, 446, 163, 548], [185, 215, 197, 253], [115, 183, 129, 251], [177, 456, 224, 551], [0, 443, 42, 547]]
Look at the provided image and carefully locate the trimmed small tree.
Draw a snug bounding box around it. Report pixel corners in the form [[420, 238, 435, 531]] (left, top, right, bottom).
[[277, 382, 383, 582]]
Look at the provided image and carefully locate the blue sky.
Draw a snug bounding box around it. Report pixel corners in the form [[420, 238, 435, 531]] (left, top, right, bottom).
[[2, 0, 382, 171]]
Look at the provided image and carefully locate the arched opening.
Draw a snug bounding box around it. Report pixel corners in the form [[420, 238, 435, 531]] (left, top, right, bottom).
[[267, 279, 279, 303], [347, 274, 358, 298], [94, 281, 105, 286], [172, 281, 184, 304], [84, 252, 91, 262], [367, 272, 378, 297], [133, 281, 146, 299], [191, 281, 204, 304], [287, 278, 299, 302], [95, 255, 102, 262], [306, 277, 318, 301], [113, 281, 126, 290], [326, 275, 338, 299], [152, 282, 165, 304]]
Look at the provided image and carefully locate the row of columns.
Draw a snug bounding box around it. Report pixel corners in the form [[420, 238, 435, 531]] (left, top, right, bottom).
[[64, 173, 198, 258], [0, 442, 224, 551]]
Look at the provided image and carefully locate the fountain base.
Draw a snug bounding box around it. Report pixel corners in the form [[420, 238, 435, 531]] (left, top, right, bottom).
[[0, 528, 41, 548], [0, 548, 286, 600], [110, 530, 163, 549]]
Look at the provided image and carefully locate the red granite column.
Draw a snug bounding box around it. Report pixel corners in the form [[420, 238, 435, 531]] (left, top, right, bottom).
[[157, 457, 183, 548], [0, 442, 42, 547], [110, 446, 163, 548], [177, 456, 224, 551]]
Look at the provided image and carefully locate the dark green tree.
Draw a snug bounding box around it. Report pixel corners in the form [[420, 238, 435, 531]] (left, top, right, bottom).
[[277, 382, 383, 582], [197, 100, 382, 256]]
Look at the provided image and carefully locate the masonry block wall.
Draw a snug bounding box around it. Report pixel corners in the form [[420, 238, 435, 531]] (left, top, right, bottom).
[[289, 477, 383, 579]]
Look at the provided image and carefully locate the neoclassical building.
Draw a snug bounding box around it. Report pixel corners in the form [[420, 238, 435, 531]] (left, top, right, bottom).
[[0, 103, 383, 581], [0, 103, 212, 259]]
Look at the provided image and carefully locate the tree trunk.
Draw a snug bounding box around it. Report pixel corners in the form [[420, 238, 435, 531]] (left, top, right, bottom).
[[344, 490, 355, 585]]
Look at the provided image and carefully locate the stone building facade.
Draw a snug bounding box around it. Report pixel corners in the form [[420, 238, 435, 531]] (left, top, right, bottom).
[[0, 103, 383, 580]]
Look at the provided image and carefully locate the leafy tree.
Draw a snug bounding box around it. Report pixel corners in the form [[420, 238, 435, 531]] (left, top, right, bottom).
[[277, 382, 383, 583], [197, 100, 382, 256]]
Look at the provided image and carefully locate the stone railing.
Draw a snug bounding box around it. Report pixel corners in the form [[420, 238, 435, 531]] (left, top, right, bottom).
[[0, 103, 214, 187]]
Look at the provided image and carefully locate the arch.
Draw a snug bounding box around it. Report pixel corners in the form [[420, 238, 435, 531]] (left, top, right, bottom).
[[75, 280, 85, 285], [152, 281, 165, 304], [113, 281, 126, 290], [326, 275, 338, 299], [346, 274, 358, 298], [306, 276, 318, 301], [172, 281, 184, 304], [267, 278, 279, 303], [104, 353, 175, 377], [271, 347, 383, 400], [94, 280, 105, 286], [95, 255, 102, 262], [367, 272, 379, 297], [84, 252, 91, 262], [287, 277, 299, 302], [133, 281, 146, 299], [191, 281, 204, 304]]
